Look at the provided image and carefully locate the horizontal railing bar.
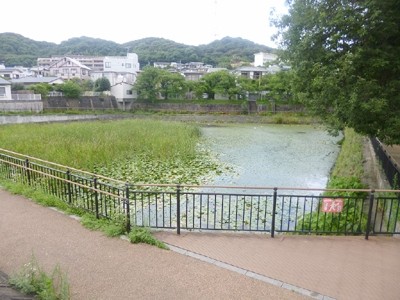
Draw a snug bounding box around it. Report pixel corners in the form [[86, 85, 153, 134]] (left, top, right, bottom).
[[0, 148, 126, 186], [0, 158, 126, 201]]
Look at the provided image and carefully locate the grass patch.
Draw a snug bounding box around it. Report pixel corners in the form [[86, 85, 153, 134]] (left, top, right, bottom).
[[80, 213, 126, 237], [0, 180, 83, 216], [9, 255, 70, 300], [128, 227, 169, 250], [329, 128, 364, 180], [0, 119, 201, 170], [0, 119, 223, 185]]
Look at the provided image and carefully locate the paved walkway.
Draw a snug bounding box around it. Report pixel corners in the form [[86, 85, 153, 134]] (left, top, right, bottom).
[[1, 189, 400, 299]]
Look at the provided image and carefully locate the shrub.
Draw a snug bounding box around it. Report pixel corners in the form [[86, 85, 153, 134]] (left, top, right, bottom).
[[10, 255, 70, 300], [128, 227, 169, 250]]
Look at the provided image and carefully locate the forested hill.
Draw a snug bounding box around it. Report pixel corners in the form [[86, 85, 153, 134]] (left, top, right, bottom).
[[0, 33, 274, 68]]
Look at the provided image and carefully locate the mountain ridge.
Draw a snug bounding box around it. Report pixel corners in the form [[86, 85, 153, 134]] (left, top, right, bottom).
[[0, 32, 275, 68]]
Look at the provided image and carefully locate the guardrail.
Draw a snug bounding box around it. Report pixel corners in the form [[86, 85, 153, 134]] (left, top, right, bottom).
[[0, 148, 399, 239], [371, 137, 400, 189]]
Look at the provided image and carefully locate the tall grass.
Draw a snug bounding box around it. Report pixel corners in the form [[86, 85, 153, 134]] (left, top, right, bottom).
[[0, 119, 222, 185], [329, 127, 364, 180], [0, 119, 200, 170]]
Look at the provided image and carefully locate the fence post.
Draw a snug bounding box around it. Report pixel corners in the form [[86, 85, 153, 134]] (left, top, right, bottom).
[[66, 170, 72, 204], [93, 177, 99, 219], [25, 158, 31, 185], [271, 187, 278, 238], [125, 182, 131, 233], [365, 189, 375, 240], [176, 184, 181, 235]]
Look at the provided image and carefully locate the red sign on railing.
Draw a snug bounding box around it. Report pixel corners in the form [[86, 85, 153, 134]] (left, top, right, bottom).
[[322, 198, 344, 213]]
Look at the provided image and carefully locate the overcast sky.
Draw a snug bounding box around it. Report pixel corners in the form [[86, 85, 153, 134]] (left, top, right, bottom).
[[2, 0, 288, 48]]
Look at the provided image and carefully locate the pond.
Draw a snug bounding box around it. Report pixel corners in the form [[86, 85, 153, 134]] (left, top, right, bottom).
[[131, 124, 342, 231], [201, 124, 341, 191]]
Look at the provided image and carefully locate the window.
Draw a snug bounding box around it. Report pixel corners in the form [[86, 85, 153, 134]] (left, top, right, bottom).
[[126, 90, 132, 95], [125, 63, 131, 68], [105, 62, 111, 68], [0, 87, 5, 96]]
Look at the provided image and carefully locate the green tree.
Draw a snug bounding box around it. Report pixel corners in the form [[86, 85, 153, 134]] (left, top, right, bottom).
[[159, 71, 186, 100], [199, 70, 237, 99], [28, 83, 53, 99], [59, 80, 82, 99], [133, 66, 162, 100], [275, 0, 400, 144], [94, 77, 111, 92], [260, 71, 294, 103], [11, 83, 25, 91], [236, 76, 259, 100], [81, 79, 94, 92], [133, 66, 187, 100]]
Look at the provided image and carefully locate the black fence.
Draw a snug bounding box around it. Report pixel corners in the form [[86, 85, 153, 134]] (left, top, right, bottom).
[[1, 149, 399, 239], [371, 137, 400, 189]]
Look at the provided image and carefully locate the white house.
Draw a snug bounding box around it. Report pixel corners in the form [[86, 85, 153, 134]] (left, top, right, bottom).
[[254, 52, 278, 67], [234, 66, 270, 80], [103, 53, 140, 74], [0, 77, 12, 100], [48, 57, 91, 80], [0, 64, 33, 79], [91, 53, 139, 104]]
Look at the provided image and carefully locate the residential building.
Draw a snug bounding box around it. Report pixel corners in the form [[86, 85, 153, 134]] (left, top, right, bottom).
[[153, 62, 171, 69], [0, 78, 12, 100], [103, 53, 140, 74], [11, 77, 64, 87], [0, 77, 42, 112], [38, 55, 105, 72], [254, 52, 278, 67], [0, 64, 33, 79], [91, 53, 140, 104], [47, 57, 91, 80], [153, 61, 214, 80], [181, 70, 205, 81], [234, 66, 270, 80]]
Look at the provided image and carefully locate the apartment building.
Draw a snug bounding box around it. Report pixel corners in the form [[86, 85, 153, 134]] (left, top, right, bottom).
[[254, 52, 278, 67], [37, 55, 105, 72]]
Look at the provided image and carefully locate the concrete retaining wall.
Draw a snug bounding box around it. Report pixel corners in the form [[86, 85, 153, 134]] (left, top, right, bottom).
[[43, 96, 118, 110], [0, 100, 43, 113], [0, 114, 101, 125]]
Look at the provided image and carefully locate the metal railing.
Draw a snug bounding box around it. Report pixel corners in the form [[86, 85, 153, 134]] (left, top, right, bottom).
[[0, 148, 399, 239]]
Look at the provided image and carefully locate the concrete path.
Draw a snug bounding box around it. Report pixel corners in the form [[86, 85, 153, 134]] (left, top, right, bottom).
[[1, 189, 400, 299], [155, 232, 400, 300], [0, 189, 306, 300]]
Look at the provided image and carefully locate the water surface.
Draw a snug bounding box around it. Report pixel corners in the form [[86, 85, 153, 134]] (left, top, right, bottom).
[[201, 124, 341, 190]]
